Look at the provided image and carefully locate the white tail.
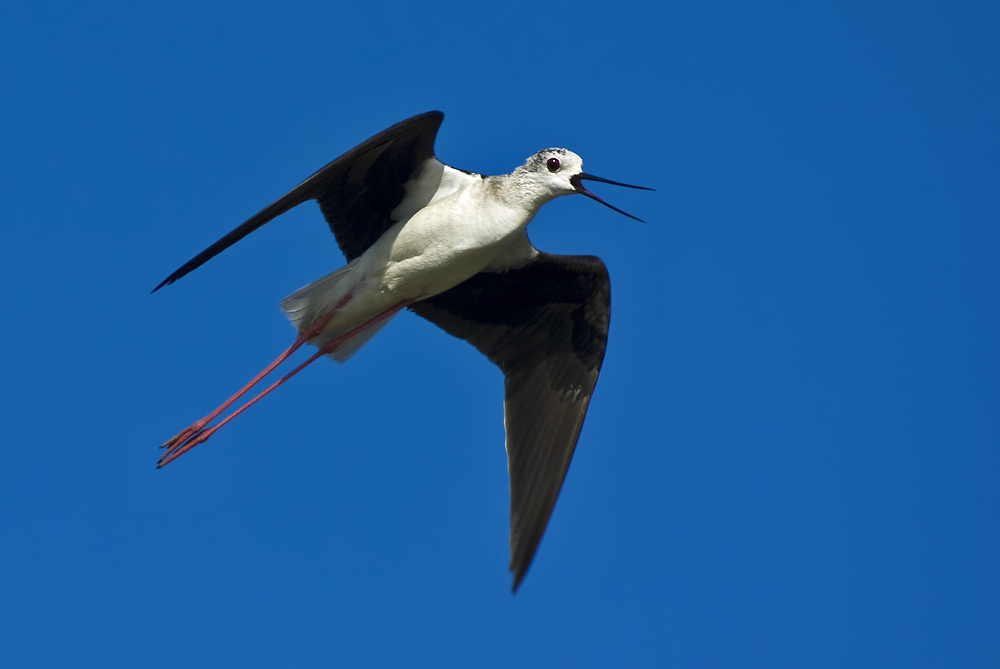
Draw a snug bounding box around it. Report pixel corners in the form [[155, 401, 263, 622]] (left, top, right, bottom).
[[279, 263, 398, 363]]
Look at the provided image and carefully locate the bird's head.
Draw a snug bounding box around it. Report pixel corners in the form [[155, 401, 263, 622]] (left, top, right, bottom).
[[518, 148, 653, 221]]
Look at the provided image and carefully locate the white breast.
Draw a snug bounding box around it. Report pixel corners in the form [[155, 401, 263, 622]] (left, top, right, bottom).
[[377, 175, 535, 300]]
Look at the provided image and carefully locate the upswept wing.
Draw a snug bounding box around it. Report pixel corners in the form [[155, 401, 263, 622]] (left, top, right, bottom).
[[153, 111, 444, 291], [410, 253, 611, 591]]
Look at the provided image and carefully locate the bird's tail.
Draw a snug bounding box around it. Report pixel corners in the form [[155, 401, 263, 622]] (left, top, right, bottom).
[[279, 263, 395, 363]]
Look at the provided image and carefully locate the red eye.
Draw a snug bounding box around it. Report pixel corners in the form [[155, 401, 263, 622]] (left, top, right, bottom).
[[546, 157, 561, 172]]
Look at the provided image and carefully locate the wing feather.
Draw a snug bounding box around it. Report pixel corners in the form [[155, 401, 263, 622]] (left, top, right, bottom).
[[153, 111, 444, 290], [410, 253, 611, 590]]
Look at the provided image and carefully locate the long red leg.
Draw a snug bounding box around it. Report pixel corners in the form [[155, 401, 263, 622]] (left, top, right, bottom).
[[158, 294, 352, 455], [157, 300, 410, 468]]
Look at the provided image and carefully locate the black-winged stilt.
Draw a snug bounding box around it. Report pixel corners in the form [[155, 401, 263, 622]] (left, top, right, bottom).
[[155, 111, 651, 590]]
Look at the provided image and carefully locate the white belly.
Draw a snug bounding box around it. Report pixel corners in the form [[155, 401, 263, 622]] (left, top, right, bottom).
[[373, 183, 529, 300], [281, 179, 534, 353]]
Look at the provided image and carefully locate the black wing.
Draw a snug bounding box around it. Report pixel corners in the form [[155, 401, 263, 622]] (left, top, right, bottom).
[[153, 111, 444, 291], [409, 253, 611, 591]]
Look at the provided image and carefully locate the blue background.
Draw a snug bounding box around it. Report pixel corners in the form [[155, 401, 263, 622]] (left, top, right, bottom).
[[2, 1, 997, 666]]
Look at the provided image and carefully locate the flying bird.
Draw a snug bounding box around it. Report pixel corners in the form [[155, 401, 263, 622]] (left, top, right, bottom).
[[155, 111, 651, 590]]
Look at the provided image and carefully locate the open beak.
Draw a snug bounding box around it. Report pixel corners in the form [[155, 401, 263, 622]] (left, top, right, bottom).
[[570, 173, 654, 222]]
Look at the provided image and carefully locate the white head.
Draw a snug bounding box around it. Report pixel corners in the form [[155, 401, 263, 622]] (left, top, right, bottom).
[[513, 148, 652, 221]]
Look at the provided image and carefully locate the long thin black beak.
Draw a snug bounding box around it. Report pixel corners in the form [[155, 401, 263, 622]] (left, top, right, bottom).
[[570, 173, 654, 222]]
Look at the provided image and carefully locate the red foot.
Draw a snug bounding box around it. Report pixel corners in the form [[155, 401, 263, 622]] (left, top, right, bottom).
[[158, 424, 213, 467]]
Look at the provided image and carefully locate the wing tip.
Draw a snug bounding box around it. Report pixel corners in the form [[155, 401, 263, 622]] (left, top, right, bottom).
[[510, 568, 528, 594], [151, 276, 173, 293], [509, 550, 534, 593]]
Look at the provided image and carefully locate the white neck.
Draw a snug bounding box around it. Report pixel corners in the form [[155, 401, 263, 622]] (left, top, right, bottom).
[[485, 171, 564, 219]]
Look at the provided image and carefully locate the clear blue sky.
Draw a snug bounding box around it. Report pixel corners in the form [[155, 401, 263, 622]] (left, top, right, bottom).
[[1, 1, 997, 666]]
